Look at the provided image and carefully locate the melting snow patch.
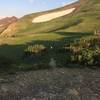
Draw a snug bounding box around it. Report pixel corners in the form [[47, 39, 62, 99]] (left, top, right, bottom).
[[32, 8, 75, 23]]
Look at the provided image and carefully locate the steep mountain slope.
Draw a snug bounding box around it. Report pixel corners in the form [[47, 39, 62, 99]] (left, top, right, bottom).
[[61, 0, 100, 32], [1, 0, 100, 37], [0, 0, 99, 72], [0, 16, 18, 34]]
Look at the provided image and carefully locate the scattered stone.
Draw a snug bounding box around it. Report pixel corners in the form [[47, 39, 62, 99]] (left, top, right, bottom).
[[91, 95, 99, 100], [1, 85, 9, 92], [32, 98, 36, 100], [49, 58, 56, 68], [68, 89, 80, 96], [0, 68, 100, 100]]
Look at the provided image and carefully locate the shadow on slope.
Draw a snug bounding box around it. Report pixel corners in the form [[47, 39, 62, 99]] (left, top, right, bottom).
[[0, 32, 92, 72]]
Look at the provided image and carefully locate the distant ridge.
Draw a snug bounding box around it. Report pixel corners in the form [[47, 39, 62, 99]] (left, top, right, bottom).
[[0, 16, 18, 34]]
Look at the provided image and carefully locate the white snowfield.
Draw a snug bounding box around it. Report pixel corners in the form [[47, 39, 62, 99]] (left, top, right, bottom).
[[32, 8, 75, 23]]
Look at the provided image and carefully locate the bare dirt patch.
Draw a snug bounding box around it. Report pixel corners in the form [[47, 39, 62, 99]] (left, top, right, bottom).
[[0, 68, 100, 100]]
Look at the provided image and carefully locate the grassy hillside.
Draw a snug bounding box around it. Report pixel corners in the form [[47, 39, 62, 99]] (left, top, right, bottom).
[[60, 0, 100, 32], [0, 32, 92, 71], [0, 0, 100, 72], [2, 2, 84, 36], [0, 0, 100, 37]]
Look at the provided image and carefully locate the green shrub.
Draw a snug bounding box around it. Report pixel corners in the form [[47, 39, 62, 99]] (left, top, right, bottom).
[[24, 44, 46, 57], [66, 36, 100, 66]]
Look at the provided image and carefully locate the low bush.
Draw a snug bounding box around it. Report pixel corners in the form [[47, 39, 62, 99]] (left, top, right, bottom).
[[24, 44, 47, 57], [67, 36, 100, 66]]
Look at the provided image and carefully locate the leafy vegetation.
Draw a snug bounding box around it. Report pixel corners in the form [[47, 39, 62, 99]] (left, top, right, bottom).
[[24, 44, 46, 54], [1, 0, 100, 37], [0, 0, 100, 71], [68, 36, 100, 66], [0, 32, 99, 71]]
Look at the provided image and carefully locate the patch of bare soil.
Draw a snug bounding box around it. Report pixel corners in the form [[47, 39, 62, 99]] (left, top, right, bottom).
[[0, 68, 100, 100]]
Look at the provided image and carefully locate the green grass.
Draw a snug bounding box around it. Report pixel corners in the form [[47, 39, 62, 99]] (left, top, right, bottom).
[[0, 31, 91, 71], [1, 0, 100, 37], [0, 33, 65, 45], [0, 0, 100, 71]]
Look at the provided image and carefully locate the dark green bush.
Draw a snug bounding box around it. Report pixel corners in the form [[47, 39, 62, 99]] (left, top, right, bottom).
[[0, 56, 14, 69], [66, 36, 100, 66]]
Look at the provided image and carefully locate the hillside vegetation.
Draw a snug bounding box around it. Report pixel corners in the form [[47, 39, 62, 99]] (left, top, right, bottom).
[[1, 0, 100, 37], [0, 0, 100, 72], [2, 0, 97, 36]]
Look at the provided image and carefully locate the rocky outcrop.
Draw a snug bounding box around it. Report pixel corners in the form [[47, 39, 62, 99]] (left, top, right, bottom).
[[0, 16, 18, 34], [0, 68, 100, 100]]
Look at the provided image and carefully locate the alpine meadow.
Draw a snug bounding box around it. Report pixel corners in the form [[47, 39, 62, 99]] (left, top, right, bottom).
[[0, 0, 100, 99]]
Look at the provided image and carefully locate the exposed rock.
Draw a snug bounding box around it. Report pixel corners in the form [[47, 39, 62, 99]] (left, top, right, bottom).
[[0, 16, 18, 35], [0, 68, 100, 100], [49, 58, 56, 68]]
